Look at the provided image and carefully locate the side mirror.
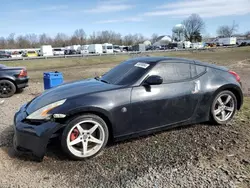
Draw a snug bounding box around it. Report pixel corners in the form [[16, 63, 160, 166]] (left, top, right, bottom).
[[144, 75, 163, 85]]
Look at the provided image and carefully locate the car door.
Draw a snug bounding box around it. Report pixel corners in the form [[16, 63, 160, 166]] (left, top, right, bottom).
[[130, 61, 200, 133]]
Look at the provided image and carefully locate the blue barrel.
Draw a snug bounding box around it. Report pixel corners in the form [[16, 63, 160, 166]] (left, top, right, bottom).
[[43, 71, 64, 90]]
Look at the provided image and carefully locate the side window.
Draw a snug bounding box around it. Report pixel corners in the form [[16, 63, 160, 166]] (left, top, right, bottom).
[[150, 62, 191, 83], [191, 64, 206, 78]]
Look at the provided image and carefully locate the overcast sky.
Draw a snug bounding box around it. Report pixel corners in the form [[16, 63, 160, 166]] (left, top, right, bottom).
[[1, 0, 250, 38]]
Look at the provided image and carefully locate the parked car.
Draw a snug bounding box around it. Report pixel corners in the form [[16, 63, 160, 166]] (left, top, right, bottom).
[[23, 50, 38, 57], [13, 57, 243, 161], [53, 48, 64, 56], [0, 51, 11, 58], [0, 64, 29, 98], [64, 49, 77, 55], [11, 51, 23, 58]]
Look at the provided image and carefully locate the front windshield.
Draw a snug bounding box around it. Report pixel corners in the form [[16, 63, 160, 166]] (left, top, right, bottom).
[[100, 59, 156, 85]]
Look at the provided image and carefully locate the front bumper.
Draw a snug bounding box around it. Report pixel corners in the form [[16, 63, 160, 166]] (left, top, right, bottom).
[[13, 104, 62, 158]]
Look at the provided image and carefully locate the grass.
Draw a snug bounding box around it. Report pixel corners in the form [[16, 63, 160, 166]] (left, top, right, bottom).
[[1, 47, 250, 70]]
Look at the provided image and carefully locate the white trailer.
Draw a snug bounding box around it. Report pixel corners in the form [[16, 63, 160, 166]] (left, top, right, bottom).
[[40, 45, 53, 56], [102, 43, 113, 53], [218, 37, 237, 46], [77, 45, 89, 54], [88, 44, 103, 54], [190, 42, 205, 49]]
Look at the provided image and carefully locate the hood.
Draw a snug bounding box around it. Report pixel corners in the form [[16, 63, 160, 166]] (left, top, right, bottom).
[[26, 78, 121, 114]]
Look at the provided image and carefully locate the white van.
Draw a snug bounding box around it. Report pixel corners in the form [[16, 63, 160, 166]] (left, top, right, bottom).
[[40, 45, 53, 56], [102, 43, 113, 53], [88, 44, 103, 54]]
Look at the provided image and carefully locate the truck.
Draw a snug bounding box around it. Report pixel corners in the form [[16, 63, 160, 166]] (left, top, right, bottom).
[[102, 43, 113, 53], [40, 45, 53, 56], [218, 37, 237, 46], [88, 44, 103, 54]]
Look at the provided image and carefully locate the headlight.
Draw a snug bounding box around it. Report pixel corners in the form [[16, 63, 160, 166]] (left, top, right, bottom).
[[26, 99, 66, 120]]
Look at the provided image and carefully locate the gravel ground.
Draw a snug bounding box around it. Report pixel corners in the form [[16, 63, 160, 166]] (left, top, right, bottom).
[[0, 81, 249, 188]]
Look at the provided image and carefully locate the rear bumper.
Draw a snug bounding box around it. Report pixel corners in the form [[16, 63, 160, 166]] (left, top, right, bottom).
[[16, 77, 29, 89], [13, 104, 62, 158]]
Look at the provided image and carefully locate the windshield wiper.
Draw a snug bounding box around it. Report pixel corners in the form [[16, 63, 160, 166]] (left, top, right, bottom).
[[100, 79, 110, 84]]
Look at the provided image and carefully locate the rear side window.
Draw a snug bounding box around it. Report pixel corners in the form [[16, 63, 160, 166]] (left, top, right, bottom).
[[150, 62, 191, 83], [191, 64, 206, 78]]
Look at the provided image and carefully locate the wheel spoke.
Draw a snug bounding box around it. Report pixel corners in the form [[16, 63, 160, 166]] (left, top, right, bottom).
[[88, 135, 102, 144], [217, 97, 224, 105], [82, 140, 88, 155], [221, 111, 226, 121], [225, 106, 234, 112], [225, 95, 232, 104], [69, 136, 82, 146], [214, 108, 221, 115], [76, 124, 85, 134], [88, 124, 99, 134]]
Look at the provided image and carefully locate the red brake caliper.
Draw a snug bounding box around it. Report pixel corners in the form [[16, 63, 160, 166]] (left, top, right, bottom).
[[70, 128, 80, 141]]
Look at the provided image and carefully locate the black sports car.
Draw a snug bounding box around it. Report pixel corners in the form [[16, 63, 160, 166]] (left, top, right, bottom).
[[0, 64, 29, 98], [13, 57, 243, 161]]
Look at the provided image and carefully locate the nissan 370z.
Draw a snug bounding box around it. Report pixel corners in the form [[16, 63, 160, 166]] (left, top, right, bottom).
[[13, 57, 243, 161]]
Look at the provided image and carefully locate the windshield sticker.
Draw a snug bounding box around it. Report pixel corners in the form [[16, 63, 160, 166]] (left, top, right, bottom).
[[134, 62, 150, 69]]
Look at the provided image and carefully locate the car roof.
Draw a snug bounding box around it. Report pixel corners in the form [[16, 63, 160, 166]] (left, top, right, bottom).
[[129, 56, 194, 64]]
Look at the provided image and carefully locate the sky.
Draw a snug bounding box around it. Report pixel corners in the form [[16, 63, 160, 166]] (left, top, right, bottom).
[[1, 0, 250, 38]]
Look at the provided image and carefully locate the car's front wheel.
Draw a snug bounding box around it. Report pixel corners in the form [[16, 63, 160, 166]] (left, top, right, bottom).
[[61, 114, 109, 160], [211, 90, 237, 124]]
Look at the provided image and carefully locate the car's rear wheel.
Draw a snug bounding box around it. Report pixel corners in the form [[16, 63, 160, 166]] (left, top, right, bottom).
[[0, 80, 16, 98], [61, 114, 109, 160], [211, 90, 237, 124]]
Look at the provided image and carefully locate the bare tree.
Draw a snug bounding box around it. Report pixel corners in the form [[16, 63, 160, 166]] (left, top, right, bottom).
[[6, 33, 16, 48], [217, 21, 238, 37], [0, 37, 6, 49], [151, 33, 159, 44], [39, 33, 52, 45], [245, 31, 250, 38], [73, 29, 86, 45], [16, 35, 30, 48], [182, 14, 205, 42]]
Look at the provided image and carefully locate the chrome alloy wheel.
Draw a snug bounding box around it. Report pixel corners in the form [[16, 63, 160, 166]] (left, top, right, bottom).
[[213, 93, 235, 122], [66, 120, 105, 158]]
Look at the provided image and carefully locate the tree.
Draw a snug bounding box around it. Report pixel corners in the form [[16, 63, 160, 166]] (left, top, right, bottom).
[[193, 31, 202, 42], [245, 31, 250, 38], [7, 33, 15, 48], [182, 14, 205, 42], [39, 33, 52, 45], [217, 21, 238, 37], [151, 33, 159, 44], [0, 37, 6, 49], [73, 29, 86, 45]]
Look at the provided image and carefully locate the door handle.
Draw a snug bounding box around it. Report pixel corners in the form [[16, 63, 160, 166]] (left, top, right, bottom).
[[192, 80, 200, 94]]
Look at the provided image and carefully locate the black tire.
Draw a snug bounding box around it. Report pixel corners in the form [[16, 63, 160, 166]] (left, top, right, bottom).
[[210, 90, 237, 125], [61, 114, 109, 160], [0, 80, 16, 98]]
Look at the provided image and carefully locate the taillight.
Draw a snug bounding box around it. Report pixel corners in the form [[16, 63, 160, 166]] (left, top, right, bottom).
[[229, 71, 240, 82], [18, 69, 27, 78]]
